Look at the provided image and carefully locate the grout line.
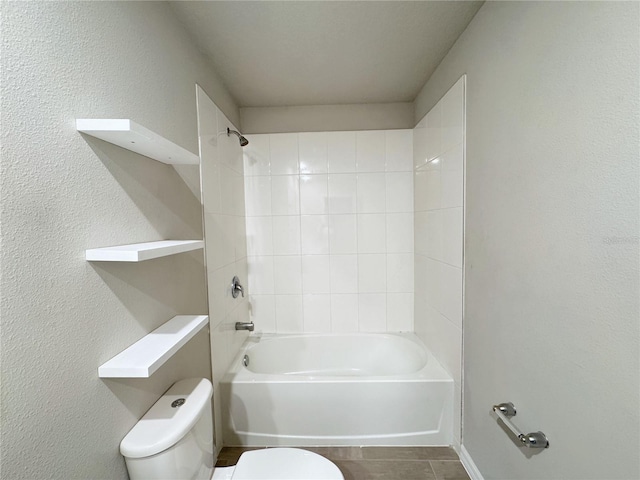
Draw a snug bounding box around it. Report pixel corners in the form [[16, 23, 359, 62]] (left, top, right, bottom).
[[414, 252, 463, 271], [426, 460, 439, 479]]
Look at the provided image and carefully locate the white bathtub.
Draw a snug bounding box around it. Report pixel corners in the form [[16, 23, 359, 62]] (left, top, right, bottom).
[[220, 333, 453, 446]]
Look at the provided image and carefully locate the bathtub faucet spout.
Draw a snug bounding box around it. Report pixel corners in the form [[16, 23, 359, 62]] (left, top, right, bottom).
[[235, 322, 255, 332]]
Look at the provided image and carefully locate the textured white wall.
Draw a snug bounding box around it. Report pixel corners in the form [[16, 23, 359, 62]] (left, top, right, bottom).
[[414, 2, 639, 479], [242, 130, 414, 333], [413, 76, 465, 451], [196, 86, 250, 449], [240, 103, 415, 134], [1, 3, 238, 479]]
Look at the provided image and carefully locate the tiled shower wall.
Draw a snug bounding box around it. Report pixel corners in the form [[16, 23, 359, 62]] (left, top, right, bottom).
[[243, 130, 414, 333], [196, 86, 250, 448], [413, 76, 465, 448]]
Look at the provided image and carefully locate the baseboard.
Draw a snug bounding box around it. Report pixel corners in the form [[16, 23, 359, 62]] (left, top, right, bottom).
[[459, 444, 484, 480]]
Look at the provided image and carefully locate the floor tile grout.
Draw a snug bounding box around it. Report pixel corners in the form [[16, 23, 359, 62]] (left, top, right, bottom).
[[426, 460, 438, 480]]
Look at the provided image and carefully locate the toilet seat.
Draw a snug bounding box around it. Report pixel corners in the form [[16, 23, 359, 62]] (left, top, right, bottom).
[[230, 448, 344, 480]]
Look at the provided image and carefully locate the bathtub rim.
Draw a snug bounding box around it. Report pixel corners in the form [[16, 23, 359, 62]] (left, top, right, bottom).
[[222, 332, 454, 384]]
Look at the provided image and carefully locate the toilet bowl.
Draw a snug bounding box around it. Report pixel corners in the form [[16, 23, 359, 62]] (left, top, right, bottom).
[[120, 377, 343, 480], [228, 448, 344, 480]]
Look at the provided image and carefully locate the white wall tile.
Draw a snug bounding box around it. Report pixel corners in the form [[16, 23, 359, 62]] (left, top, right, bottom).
[[330, 254, 358, 293], [387, 213, 414, 253], [236, 256, 249, 293], [424, 209, 443, 261], [207, 267, 228, 326], [271, 175, 300, 215], [440, 144, 464, 209], [413, 78, 465, 388], [328, 131, 356, 173], [424, 257, 443, 315], [244, 176, 272, 216], [358, 293, 386, 332], [218, 110, 242, 173], [249, 294, 276, 332], [275, 295, 303, 332], [413, 169, 428, 212], [387, 253, 414, 293], [414, 212, 427, 257], [230, 300, 250, 356], [272, 216, 301, 255], [300, 174, 328, 214], [433, 311, 462, 384], [204, 213, 224, 271], [329, 214, 357, 254], [440, 78, 464, 154], [247, 255, 274, 295], [413, 118, 428, 170], [356, 173, 386, 213], [270, 133, 299, 175], [299, 132, 328, 174], [235, 215, 248, 261], [303, 294, 331, 332], [425, 102, 441, 162], [220, 165, 241, 216], [357, 214, 386, 253], [301, 215, 329, 255], [358, 254, 386, 293], [245, 128, 417, 334], [442, 207, 463, 267], [440, 263, 463, 328], [415, 301, 441, 356], [225, 215, 239, 264], [423, 168, 441, 211], [302, 255, 331, 294], [273, 256, 302, 294], [202, 153, 221, 215], [331, 294, 359, 332], [385, 130, 413, 172], [209, 323, 229, 396], [387, 293, 414, 332], [236, 175, 247, 218], [385, 172, 413, 213], [413, 253, 427, 306], [356, 130, 386, 172], [414, 255, 428, 320], [246, 217, 273, 256], [233, 171, 247, 217], [328, 174, 357, 214], [243, 134, 270, 176]]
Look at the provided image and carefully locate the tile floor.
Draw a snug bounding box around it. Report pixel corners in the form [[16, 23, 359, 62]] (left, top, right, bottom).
[[216, 446, 471, 480]]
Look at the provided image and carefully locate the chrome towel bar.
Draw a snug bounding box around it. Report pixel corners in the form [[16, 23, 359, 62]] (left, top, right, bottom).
[[492, 402, 549, 449]]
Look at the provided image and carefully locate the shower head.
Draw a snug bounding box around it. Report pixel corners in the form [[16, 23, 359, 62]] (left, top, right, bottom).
[[227, 128, 249, 147]]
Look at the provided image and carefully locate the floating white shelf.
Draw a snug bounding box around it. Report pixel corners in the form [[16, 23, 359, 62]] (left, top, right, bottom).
[[76, 118, 200, 165], [86, 240, 204, 262], [98, 315, 209, 378]]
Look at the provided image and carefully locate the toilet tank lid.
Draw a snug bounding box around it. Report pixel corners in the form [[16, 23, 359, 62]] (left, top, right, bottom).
[[120, 377, 213, 459]]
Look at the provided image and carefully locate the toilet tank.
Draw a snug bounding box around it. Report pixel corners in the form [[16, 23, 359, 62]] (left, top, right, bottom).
[[120, 378, 214, 480]]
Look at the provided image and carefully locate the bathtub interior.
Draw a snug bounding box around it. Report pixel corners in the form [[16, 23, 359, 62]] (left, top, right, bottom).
[[242, 333, 428, 376], [220, 333, 454, 447]]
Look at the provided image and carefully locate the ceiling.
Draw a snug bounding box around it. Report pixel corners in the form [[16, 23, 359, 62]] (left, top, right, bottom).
[[170, 1, 483, 108]]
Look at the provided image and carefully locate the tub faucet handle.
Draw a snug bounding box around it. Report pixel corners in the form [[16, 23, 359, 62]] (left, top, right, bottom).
[[231, 276, 244, 298]]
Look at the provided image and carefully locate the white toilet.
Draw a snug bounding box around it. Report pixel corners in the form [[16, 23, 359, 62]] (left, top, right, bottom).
[[120, 378, 344, 480]]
